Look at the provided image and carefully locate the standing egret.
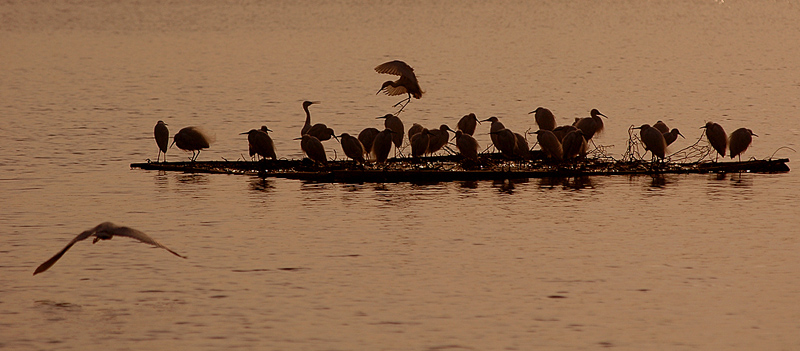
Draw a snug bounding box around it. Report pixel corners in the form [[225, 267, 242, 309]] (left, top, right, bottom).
[[241, 128, 276, 161], [154, 120, 169, 162], [171, 126, 214, 162], [701, 122, 727, 160], [298, 134, 327, 166], [338, 133, 366, 164], [410, 128, 431, 158], [663, 128, 684, 146], [299, 101, 335, 141], [653, 121, 669, 134], [482, 116, 506, 151], [375, 60, 423, 113], [532, 130, 563, 161], [729, 128, 757, 161], [457, 113, 480, 135], [408, 123, 424, 143], [529, 107, 556, 131], [371, 128, 395, 163], [377, 114, 404, 149], [427, 125, 453, 155], [33, 222, 186, 275], [635, 124, 667, 161], [490, 128, 518, 158], [358, 127, 380, 158], [454, 130, 479, 161], [562, 129, 588, 160], [573, 108, 608, 140], [552, 125, 577, 142], [514, 132, 530, 159]]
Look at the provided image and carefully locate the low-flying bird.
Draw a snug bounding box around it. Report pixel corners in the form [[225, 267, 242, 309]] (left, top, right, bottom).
[[653, 120, 669, 134], [358, 127, 380, 157], [635, 124, 667, 161], [529, 107, 556, 131], [377, 114, 404, 149], [375, 60, 423, 113], [171, 126, 214, 162], [552, 125, 577, 142], [33, 222, 185, 275], [454, 131, 479, 161], [562, 129, 588, 160], [573, 109, 608, 140], [410, 128, 431, 158], [701, 121, 727, 160], [298, 134, 327, 166], [663, 128, 684, 146], [371, 128, 395, 163], [532, 130, 563, 161], [241, 128, 276, 160], [427, 125, 453, 154], [729, 128, 757, 161], [338, 133, 366, 164], [154, 120, 169, 162], [457, 113, 480, 135]]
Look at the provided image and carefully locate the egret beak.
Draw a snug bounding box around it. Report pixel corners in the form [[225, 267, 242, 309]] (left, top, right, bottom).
[[169, 139, 176, 149], [678, 132, 685, 138], [632, 126, 642, 130], [240, 132, 249, 135], [752, 133, 759, 137], [333, 135, 340, 142], [293, 137, 303, 140]]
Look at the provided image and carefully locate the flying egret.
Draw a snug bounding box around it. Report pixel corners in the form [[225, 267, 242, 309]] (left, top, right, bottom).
[[154, 120, 169, 162], [33, 222, 185, 275], [375, 60, 423, 113]]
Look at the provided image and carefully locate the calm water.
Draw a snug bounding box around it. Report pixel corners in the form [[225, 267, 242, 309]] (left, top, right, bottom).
[[2, 1, 800, 350]]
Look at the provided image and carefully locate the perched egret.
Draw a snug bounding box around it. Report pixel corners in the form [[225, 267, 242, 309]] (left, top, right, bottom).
[[530, 107, 556, 131], [154, 120, 169, 162], [358, 127, 380, 157], [377, 114, 404, 149], [338, 133, 366, 164], [457, 113, 480, 135], [241, 128, 276, 160], [701, 121, 727, 160], [573, 109, 608, 140], [532, 130, 563, 161], [729, 128, 757, 161], [171, 126, 214, 162], [454, 131, 479, 161], [663, 128, 684, 146]]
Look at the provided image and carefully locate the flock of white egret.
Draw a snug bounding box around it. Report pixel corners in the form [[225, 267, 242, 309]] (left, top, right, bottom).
[[153, 59, 757, 166]]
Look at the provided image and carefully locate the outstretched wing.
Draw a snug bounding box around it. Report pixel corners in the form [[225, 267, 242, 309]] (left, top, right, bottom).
[[110, 225, 187, 259], [33, 228, 96, 275], [375, 60, 417, 82]]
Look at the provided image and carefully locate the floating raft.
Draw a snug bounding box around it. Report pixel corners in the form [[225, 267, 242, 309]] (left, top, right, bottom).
[[131, 152, 790, 183]]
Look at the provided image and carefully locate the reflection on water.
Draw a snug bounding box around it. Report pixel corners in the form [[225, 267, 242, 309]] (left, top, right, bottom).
[[538, 176, 595, 190], [176, 173, 210, 185], [248, 178, 274, 192]]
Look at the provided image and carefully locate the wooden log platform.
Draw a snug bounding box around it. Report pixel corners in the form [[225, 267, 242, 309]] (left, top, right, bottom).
[[130, 152, 790, 183]]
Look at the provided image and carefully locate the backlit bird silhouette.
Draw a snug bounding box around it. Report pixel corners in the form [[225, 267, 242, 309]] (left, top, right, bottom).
[[635, 124, 667, 161], [729, 128, 757, 161], [701, 121, 727, 161], [408, 123, 424, 143], [298, 134, 327, 166], [358, 127, 380, 158], [653, 120, 669, 134], [300, 101, 334, 141], [241, 128, 276, 160], [514, 132, 530, 159], [375, 60, 423, 114], [371, 128, 395, 163], [663, 128, 684, 146], [573, 109, 608, 140], [552, 125, 577, 142], [171, 126, 214, 162], [154, 120, 169, 162], [482, 116, 506, 152], [410, 128, 431, 158], [33, 222, 185, 275], [427, 125, 453, 155], [491, 128, 518, 158], [454, 131, 480, 161], [457, 113, 480, 136], [377, 114, 404, 150], [530, 107, 556, 131], [532, 130, 563, 161], [338, 133, 366, 164], [562, 129, 588, 160]]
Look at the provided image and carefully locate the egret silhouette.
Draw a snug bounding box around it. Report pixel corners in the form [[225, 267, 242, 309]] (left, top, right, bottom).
[[514, 132, 530, 159], [358, 127, 380, 157], [171, 126, 214, 162], [457, 113, 480, 135], [532, 130, 563, 161], [298, 134, 327, 166], [454, 131, 479, 161], [377, 114, 404, 149], [552, 125, 577, 142], [635, 124, 667, 161], [154, 120, 169, 162], [371, 128, 395, 163], [653, 120, 669, 134], [408, 123, 424, 143], [529, 107, 556, 131], [375, 60, 423, 113], [562, 129, 588, 160], [663, 128, 684, 146], [410, 128, 431, 158], [427, 125, 453, 154], [338, 133, 366, 164], [701, 122, 727, 160], [729, 128, 757, 161], [491, 128, 518, 158], [33, 222, 185, 275], [482, 116, 506, 151], [299, 101, 335, 141], [573, 109, 608, 140], [241, 128, 276, 160]]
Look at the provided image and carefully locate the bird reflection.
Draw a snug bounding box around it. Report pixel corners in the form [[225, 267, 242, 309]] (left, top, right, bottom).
[[249, 178, 275, 192]]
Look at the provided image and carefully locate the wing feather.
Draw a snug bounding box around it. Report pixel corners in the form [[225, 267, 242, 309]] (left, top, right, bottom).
[[375, 61, 417, 82], [33, 228, 96, 275], [111, 225, 186, 258]]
